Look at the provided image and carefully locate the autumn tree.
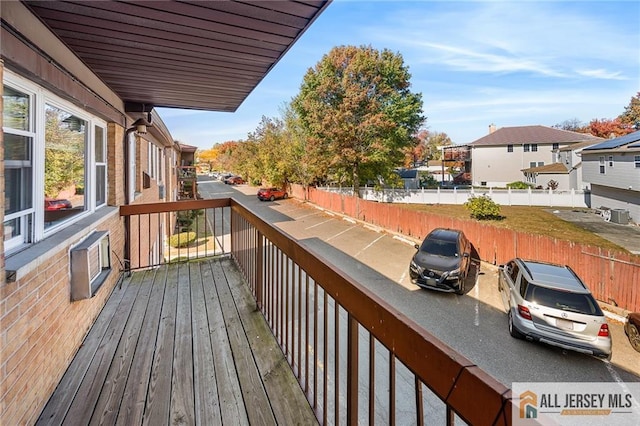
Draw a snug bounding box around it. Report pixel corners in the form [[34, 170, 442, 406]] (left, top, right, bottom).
[[292, 45, 424, 195], [588, 118, 634, 138], [619, 92, 640, 130]]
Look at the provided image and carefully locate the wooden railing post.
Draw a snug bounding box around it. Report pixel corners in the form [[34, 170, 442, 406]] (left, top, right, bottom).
[[256, 231, 263, 310], [347, 314, 359, 424]]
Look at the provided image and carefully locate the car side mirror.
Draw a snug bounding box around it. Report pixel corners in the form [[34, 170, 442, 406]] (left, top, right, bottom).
[[414, 243, 420, 250]]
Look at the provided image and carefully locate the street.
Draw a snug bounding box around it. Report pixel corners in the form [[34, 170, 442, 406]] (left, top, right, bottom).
[[199, 179, 640, 389]]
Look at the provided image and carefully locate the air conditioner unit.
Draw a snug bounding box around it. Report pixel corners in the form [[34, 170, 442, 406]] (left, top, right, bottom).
[[610, 209, 629, 225], [70, 231, 111, 301]]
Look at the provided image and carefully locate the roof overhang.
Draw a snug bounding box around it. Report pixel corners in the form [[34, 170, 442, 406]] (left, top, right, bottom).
[[20, 0, 330, 113]]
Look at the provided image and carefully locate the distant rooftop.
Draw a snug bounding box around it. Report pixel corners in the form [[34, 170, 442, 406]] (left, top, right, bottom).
[[469, 125, 602, 147]]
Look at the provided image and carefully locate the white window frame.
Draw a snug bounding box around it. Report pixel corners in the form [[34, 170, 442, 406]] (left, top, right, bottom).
[[3, 71, 107, 251], [635, 155, 640, 168], [599, 156, 606, 174]]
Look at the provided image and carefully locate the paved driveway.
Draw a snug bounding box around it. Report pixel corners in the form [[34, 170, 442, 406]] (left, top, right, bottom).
[[549, 208, 640, 254]]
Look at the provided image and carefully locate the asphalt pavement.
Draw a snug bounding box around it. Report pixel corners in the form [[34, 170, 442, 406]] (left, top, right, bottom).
[[548, 208, 640, 254], [198, 178, 640, 388]]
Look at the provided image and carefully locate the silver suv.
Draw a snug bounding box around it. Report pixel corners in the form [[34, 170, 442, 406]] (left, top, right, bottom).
[[498, 258, 611, 358]]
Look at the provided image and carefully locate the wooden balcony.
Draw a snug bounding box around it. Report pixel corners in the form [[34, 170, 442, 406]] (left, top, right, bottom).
[[37, 257, 315, 425], [37, 198, 515, 425]]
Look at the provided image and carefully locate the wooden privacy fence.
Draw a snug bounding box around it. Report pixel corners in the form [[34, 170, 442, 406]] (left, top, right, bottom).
[[292, 185, 640, 312]]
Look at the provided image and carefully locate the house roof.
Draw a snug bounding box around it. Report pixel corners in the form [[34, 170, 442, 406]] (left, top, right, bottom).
[[469, 125, 602, 147], [557, 140, 600, 152], [521, 163, 569, 174], [21, 0, 330, 113], [583, 130, 640, 151]]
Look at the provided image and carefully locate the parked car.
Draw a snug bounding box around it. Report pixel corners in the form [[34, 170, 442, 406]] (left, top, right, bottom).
[[224, 176, 244, 185], [624, 312, 640, 352], [498, 258, 611, 358], [257, 187, 288, 201], [45, 197, 72, 211], [409, 228, 471, 295]]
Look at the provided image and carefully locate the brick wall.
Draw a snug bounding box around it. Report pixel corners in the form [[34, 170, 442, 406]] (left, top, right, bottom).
[[0, 212, 125, 425]]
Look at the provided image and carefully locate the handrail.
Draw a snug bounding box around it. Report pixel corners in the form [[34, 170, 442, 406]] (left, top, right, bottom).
[[120, 198, 515, 425]]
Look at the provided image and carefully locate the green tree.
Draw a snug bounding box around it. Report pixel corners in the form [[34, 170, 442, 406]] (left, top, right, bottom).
[[619, 92, 640, 130], [292, 45, 424, 196]]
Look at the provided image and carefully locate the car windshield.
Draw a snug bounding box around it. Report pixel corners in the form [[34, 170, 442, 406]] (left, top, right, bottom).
[[420, 238, 458, 257], [526, 285, 601, 315]]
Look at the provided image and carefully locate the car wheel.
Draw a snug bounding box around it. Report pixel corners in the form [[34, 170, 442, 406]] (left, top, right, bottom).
[[508, 310, 523, 339], [270, 195, 275, 201], [627, 323, 640, 353]]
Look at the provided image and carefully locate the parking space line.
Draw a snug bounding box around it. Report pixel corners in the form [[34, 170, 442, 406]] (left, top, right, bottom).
[[355, 235, 385, 258], [326, 226, 355, 242], [306, 218, 334, 230]]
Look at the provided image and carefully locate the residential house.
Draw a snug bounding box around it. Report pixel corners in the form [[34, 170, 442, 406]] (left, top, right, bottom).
[[521, 140, 600, 190], [0, 2, 328, 424], [469, 124, 602, 187], [582, 131, 640, 224]]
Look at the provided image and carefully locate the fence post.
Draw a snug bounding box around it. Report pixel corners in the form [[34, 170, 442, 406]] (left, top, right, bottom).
[[256, 230, 263, 310]]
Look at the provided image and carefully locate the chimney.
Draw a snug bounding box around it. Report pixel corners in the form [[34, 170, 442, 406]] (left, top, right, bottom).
[[489, 123, 497, 134]]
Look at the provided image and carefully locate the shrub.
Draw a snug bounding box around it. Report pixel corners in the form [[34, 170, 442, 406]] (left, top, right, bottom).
[[464, 195, 501, 220], [169, 231, 197, 248], [506, 181, 532, 189]]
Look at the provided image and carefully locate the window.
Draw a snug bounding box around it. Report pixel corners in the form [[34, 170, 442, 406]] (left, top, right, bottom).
[[552, 143, 559, 150], [507, 144, 513, 153], [3, 72, 108, 252], [530, 162, 537, 168], [523, 144, 530, 152], [538, 162, 544, 167], [608, 156, 614, 167], [599, 156, 606, 174], [3, 86, 34, 251], [531, 144, 538, 152], [95, 125, 107, 206], [635, 155, 640, 168]]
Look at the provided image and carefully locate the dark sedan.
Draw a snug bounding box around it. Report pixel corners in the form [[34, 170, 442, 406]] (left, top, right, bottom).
[[624, 312, 640, 352], [409, 228, 471, 295]]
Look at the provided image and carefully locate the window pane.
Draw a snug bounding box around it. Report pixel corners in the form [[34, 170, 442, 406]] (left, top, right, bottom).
[[3, 86, 30, 131], [96, 165, 106, 206], [4, 134, 33, 214], [95, 125, 105, 163], [45, 104, 86, 228]]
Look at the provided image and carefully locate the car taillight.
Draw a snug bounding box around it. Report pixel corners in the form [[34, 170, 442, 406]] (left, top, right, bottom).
[[598, 324, 609, 337], [518, 304, 532, 320]]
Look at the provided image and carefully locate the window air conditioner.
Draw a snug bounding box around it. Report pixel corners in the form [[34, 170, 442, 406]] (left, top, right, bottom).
[[70, 231, 111, 301]]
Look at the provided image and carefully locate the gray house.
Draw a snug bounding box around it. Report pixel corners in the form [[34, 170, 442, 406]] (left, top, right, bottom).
[[582, 131, 640, 224], [469, 125, 602, 187]]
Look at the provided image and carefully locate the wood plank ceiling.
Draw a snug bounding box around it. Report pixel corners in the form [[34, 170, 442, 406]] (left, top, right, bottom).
[[23, 0, 329, 112]]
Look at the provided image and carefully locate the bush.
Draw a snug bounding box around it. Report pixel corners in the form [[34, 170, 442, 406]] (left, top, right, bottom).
[[464, 195, 501, 220], [506, 181, 532, 189], [169, 231, 197, 248]]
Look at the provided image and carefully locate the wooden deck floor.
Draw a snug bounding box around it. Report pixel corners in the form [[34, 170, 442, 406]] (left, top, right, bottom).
[[37, 257, 317, 425]]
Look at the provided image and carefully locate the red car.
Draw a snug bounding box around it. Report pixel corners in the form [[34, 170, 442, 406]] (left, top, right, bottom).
[[45, 198, 72, 211], [257, 187, 288, 201], [624, 312, 640, 352], [224, 176, 245, 185]]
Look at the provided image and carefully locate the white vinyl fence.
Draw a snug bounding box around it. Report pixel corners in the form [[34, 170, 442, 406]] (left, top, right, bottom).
[[318, 187, 590, 208]]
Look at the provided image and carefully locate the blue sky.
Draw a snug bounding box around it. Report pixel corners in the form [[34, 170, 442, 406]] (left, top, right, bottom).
[[157, 1, 640, 150]]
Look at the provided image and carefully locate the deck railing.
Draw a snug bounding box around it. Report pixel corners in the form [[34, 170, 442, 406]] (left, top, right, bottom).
[[121, 198, 514, 425]]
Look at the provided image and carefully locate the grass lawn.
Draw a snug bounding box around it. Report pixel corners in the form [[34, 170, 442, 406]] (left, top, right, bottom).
[[397, 204, 626, 251]]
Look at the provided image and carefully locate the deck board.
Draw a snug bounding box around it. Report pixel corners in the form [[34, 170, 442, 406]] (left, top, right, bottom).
[[36, 257, 317, 425]]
